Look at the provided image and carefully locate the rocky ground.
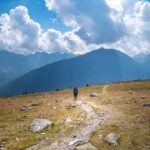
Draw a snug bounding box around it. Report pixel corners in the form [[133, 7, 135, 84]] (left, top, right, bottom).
[[0, 80, 150, 150]]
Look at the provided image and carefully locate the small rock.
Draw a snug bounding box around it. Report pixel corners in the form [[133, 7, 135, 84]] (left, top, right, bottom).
[[30, 119, 53, 133], [69, 139, 83, 146], [20, 106, 32, 111], [105, 133, 120, 146], [41, 133, 46, 135], [16, 137, 19, 142], [142, 103, 150, 107], [75, 120, 81, 125], [0, 148, 7, 150], [52, 106, 57, 109], [31, 102, 42, 106], [64, 118, 72, 124], [73, 135, 77, 138], [76, 143, 98, 150], [67, 101, 77, 109], [89, 93, 99, 97]]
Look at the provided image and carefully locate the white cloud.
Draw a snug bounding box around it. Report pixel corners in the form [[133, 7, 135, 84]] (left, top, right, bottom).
[[45, 0, 126, 44], [39, 29, 88, 54], [0, 5, 88, 55], [45, 0, 150, 55], [105, 0, 123, 12], [108, 0, 150, 55], [0, 0, 150, 56], [0, 6, 42, 54]]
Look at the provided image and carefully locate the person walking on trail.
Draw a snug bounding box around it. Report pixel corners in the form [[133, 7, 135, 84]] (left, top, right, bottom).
[[73, 87, 78, 100]]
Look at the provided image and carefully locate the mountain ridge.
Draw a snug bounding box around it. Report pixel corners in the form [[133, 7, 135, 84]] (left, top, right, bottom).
[[0, 50, 75, 87], [0, 48, 147, 96]]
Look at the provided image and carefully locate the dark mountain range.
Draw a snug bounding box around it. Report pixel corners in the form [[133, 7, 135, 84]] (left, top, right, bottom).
[[0, 48, 146, 96], [0, 50, 75, 87]]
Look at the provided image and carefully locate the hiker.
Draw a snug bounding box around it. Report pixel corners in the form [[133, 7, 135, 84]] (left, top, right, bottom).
[[73, 87, 78, 100]]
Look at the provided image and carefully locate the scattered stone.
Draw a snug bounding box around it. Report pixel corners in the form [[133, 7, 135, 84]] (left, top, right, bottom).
[[67, 101, 77, 109], [30, 119, 53, 133], [76, 143, 98, 150], [68, 124, 76, 129], [105, 133, 120, 146], [64, 117, 72, 124], [41, 133, 46, 135], [0, 148, 7, 150], [89, 93, 99, 97], [73, 135, 77, 138], [69, 139, 83, 146], [16, 137, 19, 142], [20, 106, 32, 111], [74, 120, 81, 125], [26, 100, 110, 150], [31, 102, 42, 106], [142, 103, 150, 107], [52, 106, 57, 109], [0, 144, 7, 150]]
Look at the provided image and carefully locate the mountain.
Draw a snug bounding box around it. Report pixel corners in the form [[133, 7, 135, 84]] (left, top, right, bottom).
[[133, 53, 150, 78], [0, 48, 145, 96], [133, 53, 148, 63], [0, 48, 143, 96], [0, 50, 75, 87], [133, 53, 150, 65]]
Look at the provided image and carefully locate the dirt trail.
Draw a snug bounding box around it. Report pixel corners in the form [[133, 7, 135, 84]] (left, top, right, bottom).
[[102, 85, 110, 96], [26, 86, 111, 150]]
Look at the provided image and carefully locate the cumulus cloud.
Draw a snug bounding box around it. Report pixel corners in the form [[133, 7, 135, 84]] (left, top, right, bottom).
[[39, 29, 88, 54], [45, 0, 126, 44], [105, 0, 150, 55], [0, 0, 150, 56], [0, 6, 88, 55], [0, 6, 42, 54], [45, 0, 150, 55]]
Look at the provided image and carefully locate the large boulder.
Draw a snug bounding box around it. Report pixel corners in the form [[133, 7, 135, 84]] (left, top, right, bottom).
[[105, 133, 120, 146], [76, 143, 98, 150], [30, 119, 53, 132]]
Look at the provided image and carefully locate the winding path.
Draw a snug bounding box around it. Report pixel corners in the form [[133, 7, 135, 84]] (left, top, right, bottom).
[[26, 85, 110, 150], [102, 85, 110, 96]]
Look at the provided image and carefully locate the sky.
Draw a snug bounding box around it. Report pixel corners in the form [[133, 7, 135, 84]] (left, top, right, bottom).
[[0, 0, 150, 56]]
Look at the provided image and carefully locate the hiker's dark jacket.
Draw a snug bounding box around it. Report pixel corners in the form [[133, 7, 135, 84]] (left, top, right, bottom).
[[73, 88, 78, 97]]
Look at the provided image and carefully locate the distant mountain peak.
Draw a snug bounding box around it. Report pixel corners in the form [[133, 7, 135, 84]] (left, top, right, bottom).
[[0, 48, 146, 96]]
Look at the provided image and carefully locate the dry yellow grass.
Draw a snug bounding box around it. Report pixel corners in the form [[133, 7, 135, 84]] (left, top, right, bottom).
[[0, 80, 150, 150], [0, 90, 83, 149]]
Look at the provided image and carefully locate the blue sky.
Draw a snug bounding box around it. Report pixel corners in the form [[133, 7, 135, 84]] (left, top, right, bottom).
[[0, 0, 69, 31], [0, 0, 150, 55]]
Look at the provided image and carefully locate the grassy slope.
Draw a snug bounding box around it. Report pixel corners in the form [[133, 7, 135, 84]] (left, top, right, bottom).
[[0, 80, 150, 150]]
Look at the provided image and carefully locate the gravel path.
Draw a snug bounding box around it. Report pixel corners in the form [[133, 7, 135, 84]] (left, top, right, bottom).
[[26, 99, 110, 150]]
